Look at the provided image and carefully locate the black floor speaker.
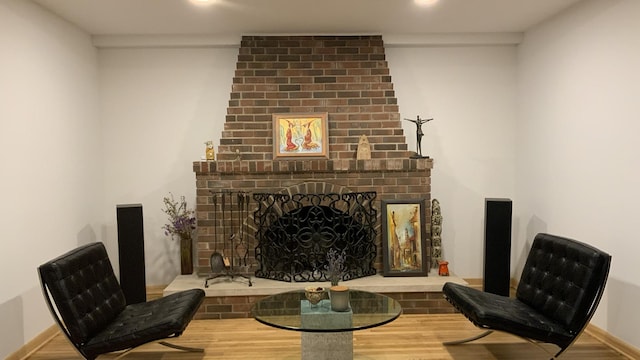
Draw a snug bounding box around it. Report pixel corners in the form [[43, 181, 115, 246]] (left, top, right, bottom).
[[483, 198, 512, 296], [116, 204, 146, 305]]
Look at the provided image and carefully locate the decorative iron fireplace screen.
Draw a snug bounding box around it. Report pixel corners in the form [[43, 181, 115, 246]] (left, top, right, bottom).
[[253, 192, 377, 282]]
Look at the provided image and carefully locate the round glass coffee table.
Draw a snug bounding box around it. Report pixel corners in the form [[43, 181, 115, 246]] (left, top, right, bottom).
[[252, 289, 402, 359]]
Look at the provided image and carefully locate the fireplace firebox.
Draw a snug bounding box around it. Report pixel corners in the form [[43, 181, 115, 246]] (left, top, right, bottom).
[[253, 192, 377, 282]]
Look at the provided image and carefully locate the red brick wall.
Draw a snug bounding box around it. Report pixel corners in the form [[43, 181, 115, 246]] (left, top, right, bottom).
[[194, 35, 433, 277], [217, 35, 410, 161], [194, 161, 432, 275], [194, 292, 455, 320]]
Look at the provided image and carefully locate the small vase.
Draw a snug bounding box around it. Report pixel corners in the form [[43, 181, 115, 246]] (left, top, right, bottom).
[[329, 285, 350, 312], [180, 235, 193, 275], [438, 260, 449, 276]]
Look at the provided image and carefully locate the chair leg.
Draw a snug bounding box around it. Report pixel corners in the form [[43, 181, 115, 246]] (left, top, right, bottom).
[[517, 335, 567, 359], [443, 330, 494, 345], [158, 341, 205, 353], [112, 348, 135, 359], [550, 345, 569, 359], [110, 342, 204, 359]]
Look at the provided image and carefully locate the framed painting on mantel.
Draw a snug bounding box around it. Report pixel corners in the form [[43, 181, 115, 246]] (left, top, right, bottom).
[[381, 199, 429, 277], [272, 112, 328, 159]]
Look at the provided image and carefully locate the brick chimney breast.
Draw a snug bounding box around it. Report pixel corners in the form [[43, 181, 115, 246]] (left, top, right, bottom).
[[218, 35, 410, 162], [193, 35, 434, 277]]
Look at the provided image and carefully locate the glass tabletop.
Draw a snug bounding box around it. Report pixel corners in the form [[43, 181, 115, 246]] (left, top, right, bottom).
[[251, 289, 402, 333]]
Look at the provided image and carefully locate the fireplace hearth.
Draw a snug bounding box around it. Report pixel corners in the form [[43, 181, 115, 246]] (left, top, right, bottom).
[[253, 192, 377, 282]]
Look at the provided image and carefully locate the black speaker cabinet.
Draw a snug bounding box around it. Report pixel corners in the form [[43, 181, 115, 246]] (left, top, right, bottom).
[[116, 204, 146, 305], [483, 198, 512, 296]]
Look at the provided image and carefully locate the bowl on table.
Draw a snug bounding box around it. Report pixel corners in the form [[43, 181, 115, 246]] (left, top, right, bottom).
[[304, 286, 326, 305]]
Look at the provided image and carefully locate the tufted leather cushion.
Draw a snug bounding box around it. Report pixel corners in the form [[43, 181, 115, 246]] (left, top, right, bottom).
[[516, 233, 610, 334], [39, 242, 126, 345], [443, 282, 573, 343], [443, 233, 610, 348], [82, 288, 205, 358]]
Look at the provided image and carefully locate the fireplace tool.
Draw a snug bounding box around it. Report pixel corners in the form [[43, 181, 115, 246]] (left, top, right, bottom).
[[209, 194, 225, 273], [205, 190, 252, 287], [235, 192, 250, 267]]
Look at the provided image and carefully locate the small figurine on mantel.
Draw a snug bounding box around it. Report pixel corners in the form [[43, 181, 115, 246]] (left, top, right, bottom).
[[404, 115, 433, 159], [204, 141, 215, 161], [356, 134, 371, 160]]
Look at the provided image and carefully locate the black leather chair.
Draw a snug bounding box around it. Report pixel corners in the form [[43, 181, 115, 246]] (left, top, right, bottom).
[[38, 242, 205, 359], [443, 233, 611, 359]]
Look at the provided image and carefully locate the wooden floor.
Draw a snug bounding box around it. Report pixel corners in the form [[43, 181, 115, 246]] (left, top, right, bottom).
[[26, 314, 630, 360]]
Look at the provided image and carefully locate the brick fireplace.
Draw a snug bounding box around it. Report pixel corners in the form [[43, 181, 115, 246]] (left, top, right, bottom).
[[193, 35, 434, 278]]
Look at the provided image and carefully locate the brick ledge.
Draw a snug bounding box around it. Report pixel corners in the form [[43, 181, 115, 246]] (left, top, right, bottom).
[[193, 158, 434, 175]]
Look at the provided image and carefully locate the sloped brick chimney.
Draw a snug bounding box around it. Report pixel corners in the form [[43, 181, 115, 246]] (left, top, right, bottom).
[[193, 35, 433, 277]]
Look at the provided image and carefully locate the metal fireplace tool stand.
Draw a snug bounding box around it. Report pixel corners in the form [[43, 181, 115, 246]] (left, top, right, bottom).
[[205, 190, 252, 287]]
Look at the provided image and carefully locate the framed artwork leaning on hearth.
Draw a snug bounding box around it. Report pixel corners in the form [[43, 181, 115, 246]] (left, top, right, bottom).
[[272, 112, 328, 159], [381, 199, 429, 276]]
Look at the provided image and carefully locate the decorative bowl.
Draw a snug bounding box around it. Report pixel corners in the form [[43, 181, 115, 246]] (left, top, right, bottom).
[[304, 286, 326, 305]]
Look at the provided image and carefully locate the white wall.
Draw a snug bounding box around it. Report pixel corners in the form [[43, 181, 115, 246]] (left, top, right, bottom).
[[387, 45, 518, 277], [98, 47, 237, 284], [0, 0, 100, 357], [516, 0, 640, 348], [96, 44, 517, 284]]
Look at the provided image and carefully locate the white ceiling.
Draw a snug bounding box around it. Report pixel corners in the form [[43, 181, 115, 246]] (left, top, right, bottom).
[[33, 0, 583, 36]]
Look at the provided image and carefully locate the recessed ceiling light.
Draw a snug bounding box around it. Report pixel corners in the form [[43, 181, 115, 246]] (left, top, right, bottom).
[[414, 0, 439, 6], [189, 0, 216, 6]]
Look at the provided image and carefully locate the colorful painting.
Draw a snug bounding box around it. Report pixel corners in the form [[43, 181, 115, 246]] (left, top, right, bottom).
[[272, 113, 328, 159], [381, 199, 429, 276]]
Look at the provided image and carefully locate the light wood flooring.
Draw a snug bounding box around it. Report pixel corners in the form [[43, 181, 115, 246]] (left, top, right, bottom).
[[26, 314, 630, 360]]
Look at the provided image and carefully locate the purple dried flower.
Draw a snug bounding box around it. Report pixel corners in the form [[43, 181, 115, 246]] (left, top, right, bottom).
[[325, 248, 346, 285], [162, 193, 196, 239]]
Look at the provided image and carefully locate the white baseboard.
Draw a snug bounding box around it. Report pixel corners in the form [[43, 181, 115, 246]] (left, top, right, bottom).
[[586, 323, 640, 359], [6, 325, 59, 360]]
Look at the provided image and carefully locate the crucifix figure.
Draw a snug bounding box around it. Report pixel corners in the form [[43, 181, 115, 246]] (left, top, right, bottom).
[[404, 115, 433, 158]]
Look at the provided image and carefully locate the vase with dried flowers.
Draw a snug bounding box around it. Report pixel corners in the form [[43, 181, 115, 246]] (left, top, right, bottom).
[[162, 193, 196, 275], [325, 248, 346, 286]]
